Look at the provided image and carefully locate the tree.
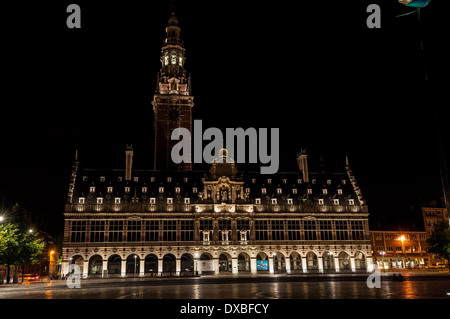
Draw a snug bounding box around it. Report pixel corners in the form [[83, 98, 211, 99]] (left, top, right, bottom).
[[426, 219, 450, 271], [0, 223, 46, 283]]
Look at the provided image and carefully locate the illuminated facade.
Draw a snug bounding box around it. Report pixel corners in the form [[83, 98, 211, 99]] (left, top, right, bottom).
[[61, 13, 373, 278]]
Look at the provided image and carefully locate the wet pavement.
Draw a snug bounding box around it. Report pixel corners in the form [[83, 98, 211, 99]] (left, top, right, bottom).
[[1, 272, 449, 299]]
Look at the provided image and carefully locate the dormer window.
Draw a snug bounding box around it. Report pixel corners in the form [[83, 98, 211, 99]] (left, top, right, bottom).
[[287, 198, 293, 205], [100, 176, 105, 182], [167, 177, 172, 183], [150, 177, 155, 182], [142, 187, 147, 193], [117, 177, 123, 182], [107, 187, 113, 193], [271, 198, 277, 205], [245, 188, 250, 194], [78, 197, 85, 204], [282, 179, 287, 184], [323, 189, 328, 195], [312, 179, 316, 184], [297, 179, 302, 184], [307, 188, 312, 195], [192, 187, 198, 194], [175, 187, 181, 193], [292, 188, 298, 194], [342, 180, 346, 185], [184, 198, 190, 204], [267, 179, 272, 184], [90, 187, 96, 193], [125, 187, 130, 193], [97, 197, 103, 204], [327, 179, 332, 185], [337, 189, 343, 195], [114, 198, 121, 204], [82, 176, 88, 182], [159, 187, 164, 193], [348, 199, 354, 205], [167, 198, 173, 204], [150, 198, 156, 204], [255, 198, 261, 204], [261, 188, 267, 194], [183, 177, 188, 183], [277, 188, 282, 194], [318, 199, 324, 205], [333, 199, 339, 205], [134, 177, 139, 182], [252, 178, 256, 184]]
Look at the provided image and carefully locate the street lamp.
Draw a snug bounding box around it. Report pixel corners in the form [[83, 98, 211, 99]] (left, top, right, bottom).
[[397, 235, 407, 268], [380, 251, 386, 272], [0, 216, 4, 222]]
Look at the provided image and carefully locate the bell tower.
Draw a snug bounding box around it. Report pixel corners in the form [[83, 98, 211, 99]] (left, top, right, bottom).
[[152, 12, 194, 171]]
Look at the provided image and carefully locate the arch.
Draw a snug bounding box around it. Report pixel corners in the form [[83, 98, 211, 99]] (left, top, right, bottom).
[[338, 251, 351, 272], [200, 252, 213, 260], [273, 252, 286, 273], [145, 254, 158, 274], [354, 251, 366, 272], [219, 252, 232, 272], [70, 255, 84, 275], [238, 252, 251, 272], [306, 251, 318, 273], [256, 252, 269, 272], [126, 254, 140, 276], [289, 251, 302, 273], [180, 253, 194, 274], [163, 253, 176, 273], [88, 254, 103, 276], [107, 254, 121, 276], [322, 251, 335, 273], [199, 252, 214, 274]]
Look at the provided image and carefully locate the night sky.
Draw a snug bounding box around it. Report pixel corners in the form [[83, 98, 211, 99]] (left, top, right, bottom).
[[2, 0, 449, 236]]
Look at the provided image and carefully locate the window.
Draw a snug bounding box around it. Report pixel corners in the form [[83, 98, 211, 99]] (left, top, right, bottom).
[[327, 179, 332, 185], [118, 177, 123, 182], [255, 220, 268, 241], [386, 246, 393, 252], [385, 234, 392, 240], [167, 198, 173, 204], [350, 220, 364, 240], [395, 247, 402, 252], [303, 220, 317, 240], [342, 180, 346, 185], [100, 176, 105, 182], [159, 187, 164, 193], [142, 187, 147, 193], [335, 220, 348, 240], [252, 178, 256, 184], [107, 187, 113, 193], [312, 179, 316, 184], [199, 219, 213, 234], [70, 221, 86, 242], [175, 187, 181, 193], [114, 197, 121, 204], [322, 189, 328, 194], [151, 177, 155, 182], [319, 220, 332, 240], [96, 198, 103, 204], [218, 219, 231, 232], [109, 220, 123, 242], [255, 198, 261, 204], [375, 233, 383, 240], [287, 220, 301, 240], [271, 198, 277, 205], [184, 198, 190, 204], [127, 220, 141, 242], [236, 219, 250, 232], [164, 55, 169, 65], [171, 54, 177, 65], [162, 220, 177, 241], [261, 188, 267, 194], [292, 188, 298, 194], [125, 187, 130, 193], [78, 197, 85, 204], [90, 186, 96, 193], [267, 179, 272, 184], [167, 177, 172, 182], [134, 177, 139, 182], [282, 179, 287, 184], [318, 199, 324, 205], [90, 220, 105, 242], [245, 188, 250, 194], [150, 197, 156, 204], [180, 220, 193, 241], [348, 199, 355, 205], [192, 187, 198, 193], [145, 220, 159, 241], [337, 189, 343, 195], [333, 199, 339, 205], [83, 176, 88, 182], [307, 188, 312, 195], [297, 179, 302, 184], [271, 220, 285, 241], [287, 198, 293, 205], [277, 188, 282, 194]]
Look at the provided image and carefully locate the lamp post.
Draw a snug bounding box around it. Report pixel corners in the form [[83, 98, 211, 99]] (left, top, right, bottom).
[[398, 235, 406, 268], [380, 251, 386, 272]]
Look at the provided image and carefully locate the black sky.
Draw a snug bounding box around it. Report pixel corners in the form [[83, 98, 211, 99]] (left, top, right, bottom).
[[2, 0, 449, 236]]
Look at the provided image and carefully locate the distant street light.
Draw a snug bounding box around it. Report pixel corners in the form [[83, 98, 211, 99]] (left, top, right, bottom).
[[0, 216, 4, 222]]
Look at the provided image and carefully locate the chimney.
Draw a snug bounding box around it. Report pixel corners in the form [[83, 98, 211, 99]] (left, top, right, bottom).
[[125, 145, 134, 181], [297, 149, 309, 183]]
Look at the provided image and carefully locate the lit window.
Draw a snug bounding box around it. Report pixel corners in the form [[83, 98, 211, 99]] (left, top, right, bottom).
[[150, 177, 155, 182], [342, 180, 346, 185], [282, 179, 287, 184], [97, 198, 103, 204], [271, 198, 277, 205], [171, 54, 177, 65], [159, 187, 164, 193], [327, 179, 332, 185], [100, 176, 105, 182], [179, 56, 183, 66], [312, 179, 316, 184], [150, 198, 156, 204], [175, 187, 181, 193], [333, 199, 339, 205], [134, 177, 139, 182], [261, 188, 267, 194], [90, 187, 95, 193], [167, 198, 173, 204], [192, 187, 198, 193], [297, 179, 302, 184], [252, 178, 256, 184], [164, 55, 169, 66], [107, 187, 113, 193], [292, 188, 298, 194], [184, 198, 190, 204], [349, 199, 354, 205], [142, 187, 147, 193], [267, 179, 272, 184], [323, 189, 328, 195], [287, 198, 293, 205], [82, 176, 88, 182], [255, 198, 261, 204], [338, 189, 343, 195], [307, 188, 312, 195], [318, 199, 324, 205], [78, 197, 85, 204], [245, 188, 250, 194], [117, 177, 123, 182], [167, 177, 172, 183], [183, 177, 188, 183], [114, 198, 121, 204], [125, 187, 130, 193], [277, 188, 282, 194]]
